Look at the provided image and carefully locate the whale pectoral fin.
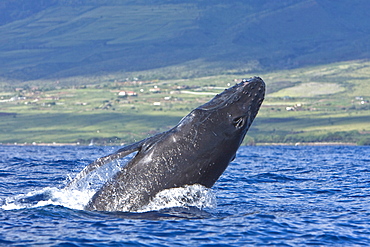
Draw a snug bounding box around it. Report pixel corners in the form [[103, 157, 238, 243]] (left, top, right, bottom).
[[65, 141, 144, 189]]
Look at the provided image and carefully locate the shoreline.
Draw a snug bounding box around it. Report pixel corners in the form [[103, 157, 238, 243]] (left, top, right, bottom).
[[255, 142, 358, 146], [0, 142, 81, 146], [0, 142, 359, 146]]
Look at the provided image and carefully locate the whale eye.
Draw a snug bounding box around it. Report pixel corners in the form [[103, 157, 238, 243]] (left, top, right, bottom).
[[232, 116, 245, 129]]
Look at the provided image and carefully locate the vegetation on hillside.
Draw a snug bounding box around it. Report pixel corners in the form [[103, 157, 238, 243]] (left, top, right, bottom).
[[1, 60, 369, 145], [1, 0, 370, 84]]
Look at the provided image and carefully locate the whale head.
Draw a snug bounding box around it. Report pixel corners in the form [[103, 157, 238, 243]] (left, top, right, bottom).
[[200, 76, 265, 139], [173, 77, 265, 187], [178, 77, 265, 146]]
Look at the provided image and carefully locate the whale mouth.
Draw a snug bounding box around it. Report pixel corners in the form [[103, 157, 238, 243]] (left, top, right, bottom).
[[199, 77, 265, 111]]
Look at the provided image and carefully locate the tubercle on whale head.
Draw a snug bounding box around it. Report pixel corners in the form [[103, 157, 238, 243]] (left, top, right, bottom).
[[198, 77, 265, 111]]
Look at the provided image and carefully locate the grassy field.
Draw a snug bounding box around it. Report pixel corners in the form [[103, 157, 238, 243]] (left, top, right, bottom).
[[1, 60, 370, 145]]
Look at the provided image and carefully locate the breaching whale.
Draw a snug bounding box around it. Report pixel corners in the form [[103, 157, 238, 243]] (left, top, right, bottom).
[[66, 77, 265, 211]]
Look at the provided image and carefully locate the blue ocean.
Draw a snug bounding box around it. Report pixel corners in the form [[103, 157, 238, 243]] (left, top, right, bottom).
[[1, 145, 370, 246]]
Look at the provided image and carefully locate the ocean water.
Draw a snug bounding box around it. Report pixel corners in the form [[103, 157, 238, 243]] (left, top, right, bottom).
[[1, 145, 370, 246]]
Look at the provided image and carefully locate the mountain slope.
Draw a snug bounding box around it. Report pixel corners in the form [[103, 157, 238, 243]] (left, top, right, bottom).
[[0, 0, 370, 84]]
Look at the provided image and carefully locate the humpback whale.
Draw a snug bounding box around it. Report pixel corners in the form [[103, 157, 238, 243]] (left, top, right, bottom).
[[66, 77, 265, 212]]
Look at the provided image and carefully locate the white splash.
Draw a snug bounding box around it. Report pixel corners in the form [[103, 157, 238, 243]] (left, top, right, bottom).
[[1, 153, 135, 211], [139, 184, 217, 212], [1, 187, 95, 211], [66, 152, 137, 192], [2, 184, 216, 212]]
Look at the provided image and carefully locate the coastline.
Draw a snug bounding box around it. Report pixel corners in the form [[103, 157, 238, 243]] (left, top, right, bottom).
[[255, 142, 358, 146], [0, 142, 359, 146], [0, 142, 81, 146]]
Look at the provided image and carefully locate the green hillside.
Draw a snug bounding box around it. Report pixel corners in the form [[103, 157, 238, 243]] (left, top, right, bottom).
[[1, 0, 370, 84], [1, 60, 369, 145]]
